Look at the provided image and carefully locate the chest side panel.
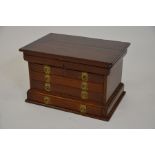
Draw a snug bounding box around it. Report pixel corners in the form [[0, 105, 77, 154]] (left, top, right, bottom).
[[106, 58, 123, 102]]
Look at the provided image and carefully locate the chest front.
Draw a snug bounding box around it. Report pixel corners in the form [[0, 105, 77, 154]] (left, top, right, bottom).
[[20, 33, 130, 121]]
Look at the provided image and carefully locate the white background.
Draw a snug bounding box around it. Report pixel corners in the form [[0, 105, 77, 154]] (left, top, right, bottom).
[[0, 26, 155, 129], [0, 0, 155, 154]]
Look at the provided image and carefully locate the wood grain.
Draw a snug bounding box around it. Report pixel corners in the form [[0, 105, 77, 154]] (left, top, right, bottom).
[[30, 71, 104, 93], [29, 63, 105, 83], [24, 54, 109, 75], [27, 89, 104, 117], [30, 80, 104, 103], [20, 33, 130, 68], [19, 33, 130, 121]]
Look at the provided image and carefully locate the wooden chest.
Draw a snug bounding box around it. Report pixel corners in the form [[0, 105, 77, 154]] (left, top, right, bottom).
[[19, 33, 130, 121]]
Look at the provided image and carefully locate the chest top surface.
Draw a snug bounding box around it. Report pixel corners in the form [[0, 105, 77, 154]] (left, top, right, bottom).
[[19, 33, 130, 68]]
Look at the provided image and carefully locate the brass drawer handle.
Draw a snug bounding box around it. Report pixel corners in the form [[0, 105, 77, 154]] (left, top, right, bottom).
[[44, 83, 51, 92], [80, 104, 87, 113], [43, 96, 50, 104], [44, 65, 51, 74], [44, 74, 51, 83], [81, 72, 88, 82], [81, 82, 88, 91], [81, 90, 88, 100]]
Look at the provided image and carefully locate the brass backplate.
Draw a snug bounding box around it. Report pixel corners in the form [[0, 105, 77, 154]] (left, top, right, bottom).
[[44, 83, 51, 92], [81, 90, 88, 99], [80, 104, 87, 113], [44, 74, 51, 83], [81, 82, 88, 91], [43, 96, 50, 104], [81, 72, 88, 82], [44, 65, 51, 74]]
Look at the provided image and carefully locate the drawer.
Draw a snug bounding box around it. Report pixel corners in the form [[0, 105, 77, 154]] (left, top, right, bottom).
[[30, 71, 103, 93], [29, 63, 104, 83], [27, 89, 105, 116], [31, 80, 104, 103], [25, 55, 108, 75]]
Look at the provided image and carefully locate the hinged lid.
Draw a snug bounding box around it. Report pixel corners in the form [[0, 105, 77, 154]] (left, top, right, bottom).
[[19, 33, 130, 69]]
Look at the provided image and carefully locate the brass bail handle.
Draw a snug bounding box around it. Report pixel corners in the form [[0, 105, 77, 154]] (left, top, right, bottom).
[[43, 65, 51, 92], [81, 72, 88, 82], [81, 72, 88, 100], [44, 74, 51, 83], [44, 65, 51, 74], [43, 96, 50, 104], [44, 83, 51, 92], [80, 104, 87, 113], [81, 82, 88, 91], [81, 91, 88, 100]]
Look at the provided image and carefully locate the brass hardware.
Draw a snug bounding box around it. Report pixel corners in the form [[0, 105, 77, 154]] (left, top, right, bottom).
[[81, 82, 88, 91], [44, 65, 51, 74], [44, 83, 51, 92], [81, 72, 88, 99], [43, 96, 50, 104], [81, 72, 88, 82], [44, 74, 51, 83], [44, 65, 51, 91], [80, 104, 86, 113], [81, 91, 88, 99]]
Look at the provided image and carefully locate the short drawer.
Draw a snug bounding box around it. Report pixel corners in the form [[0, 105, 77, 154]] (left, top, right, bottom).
[[31, 80, 104, 103], [29, 63, 104, 83], [30, 71, 103, 93]]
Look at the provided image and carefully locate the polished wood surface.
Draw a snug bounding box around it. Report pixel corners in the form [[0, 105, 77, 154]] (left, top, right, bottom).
[[24, 54, 109, 75], [20, 33, 130, 68], [26, 83, 125, 121], [29, 63, 104, 83], [27, 89, 104, 117], [31, 80, 104, 103], [106, 58, 123, 101], [30, 71, 103, 93], [19, 33, 130, 121]]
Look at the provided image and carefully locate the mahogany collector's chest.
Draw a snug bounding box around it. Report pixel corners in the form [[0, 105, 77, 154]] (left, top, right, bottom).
[[19, 33, 130, 121]]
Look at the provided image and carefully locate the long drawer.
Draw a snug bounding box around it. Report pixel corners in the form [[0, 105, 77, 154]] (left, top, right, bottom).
[[31, 80, 104, 103], [27, 89, 105, 117]]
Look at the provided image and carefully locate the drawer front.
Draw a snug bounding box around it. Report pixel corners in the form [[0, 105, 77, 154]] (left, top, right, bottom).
[[28, 89, 104, 116], [29, 63, 104, 83], [31, 80, 104, 103], [30, 71, 103, 93], [25, 55, 108, 75]]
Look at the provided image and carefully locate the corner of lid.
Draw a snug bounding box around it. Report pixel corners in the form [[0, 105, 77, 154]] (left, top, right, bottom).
[[19, 47, 24, 52], [126, 42, 131, 48], [106, 63, 113, 69], [128, 42, 131, 47]]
